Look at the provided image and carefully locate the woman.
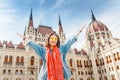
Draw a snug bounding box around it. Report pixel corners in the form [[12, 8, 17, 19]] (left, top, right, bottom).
[[17, 26, 85, 80]]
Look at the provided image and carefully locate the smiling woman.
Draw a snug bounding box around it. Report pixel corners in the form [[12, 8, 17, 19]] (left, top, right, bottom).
[[17, 26, 84, 80]]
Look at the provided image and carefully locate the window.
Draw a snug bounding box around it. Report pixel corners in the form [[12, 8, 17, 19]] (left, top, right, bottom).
[[9, 56, 12, 65], [106, 56, 109, 64], [30, 70, 34, 75], [29, 78, 34, 80], [109, 55, 112, 63], [77, 60, 79, 68], [84, 61, 86, 68], [71, 71, 73, 75], [15, 70, 18, 75], [30, 56, 34, 65], [102, 58, 104, 65], [79, 60, 82, 67], [16, 78, 21, 80], [117, 52, 120, 60], [70, 59, 73, 67], [20, 70, 23, 75], [3, 69, 6, 74], [8, 69, 11, 75], [20, 57, 24, 65], [95, 59, 99, 66], [116, 65, 119, 70], [16, 56, 20, 65], [78, 71, 80, 75], [4, 55, 8, 64], [3, 78, 9, 80], [114, 53, 117, 61]]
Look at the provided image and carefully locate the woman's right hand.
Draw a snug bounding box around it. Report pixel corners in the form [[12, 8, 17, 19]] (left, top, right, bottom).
[[16, 32, 28, 44]]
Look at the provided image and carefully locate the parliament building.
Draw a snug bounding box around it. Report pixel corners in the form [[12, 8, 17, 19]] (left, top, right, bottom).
[[0, 9, 120, 80]]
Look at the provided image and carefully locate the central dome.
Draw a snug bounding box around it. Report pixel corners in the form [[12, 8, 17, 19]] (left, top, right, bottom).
[[86, 10, 109, 34]]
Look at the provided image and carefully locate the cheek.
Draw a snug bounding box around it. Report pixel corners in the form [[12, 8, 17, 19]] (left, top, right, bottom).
[[49, 40, 57, 45]]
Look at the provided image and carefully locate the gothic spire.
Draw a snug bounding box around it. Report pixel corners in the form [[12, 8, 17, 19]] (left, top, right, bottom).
[[28, 8, 33, 28], [58, 15, 63, 34], [91, 9, 96, 22]]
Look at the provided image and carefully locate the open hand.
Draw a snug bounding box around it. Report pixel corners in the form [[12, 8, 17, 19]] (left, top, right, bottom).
[[76, 25, 86, 36], [16, 32, 26, 40]]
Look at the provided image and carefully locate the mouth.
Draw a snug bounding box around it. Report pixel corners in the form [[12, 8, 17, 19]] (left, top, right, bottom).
[[51, 41, 55, 44]]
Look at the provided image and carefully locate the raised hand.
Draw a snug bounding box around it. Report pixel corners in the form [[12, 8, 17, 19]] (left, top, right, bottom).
[[76, 25, 86, 36], [16, 32, 26, 40]]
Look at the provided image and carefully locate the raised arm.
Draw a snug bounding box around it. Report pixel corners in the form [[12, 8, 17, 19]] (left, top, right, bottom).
[[17, 33, 46, 60], [60, 25, 86, 54]]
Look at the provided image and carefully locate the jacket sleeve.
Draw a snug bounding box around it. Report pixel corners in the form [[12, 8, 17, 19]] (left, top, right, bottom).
[[60, 36, 77, 54], [27, 41, 46, 60]]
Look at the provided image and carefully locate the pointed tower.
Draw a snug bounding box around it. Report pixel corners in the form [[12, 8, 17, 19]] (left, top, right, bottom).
[[24, 8, 35, 42], [91, 9, 96, 22], [86, 10, 112, 50], [58, 15, 66, 45], [58, 15, 63, 34], [85, 10, 113, 80], [28, 8, 33, 28]]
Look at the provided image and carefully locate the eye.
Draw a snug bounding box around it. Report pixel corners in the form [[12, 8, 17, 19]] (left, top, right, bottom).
[[55, 38, 58, 40], [50, 37, 54, 40]]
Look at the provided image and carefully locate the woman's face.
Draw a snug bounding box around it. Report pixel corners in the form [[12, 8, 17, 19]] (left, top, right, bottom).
[[49, 35, 58, 46]]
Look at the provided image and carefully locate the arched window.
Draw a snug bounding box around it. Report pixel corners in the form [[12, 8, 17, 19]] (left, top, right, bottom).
[[70, 59, 73, 67], [20, 56, 24, 65], [100, 59, 102, 66], [78, 71, 80, 75], [79, 60, 82, 67], [16, 56, 20, 65], [9, 56, 12, 65], [106, 56, 109, 64], [8, 69, 11, 74], [71, 71, 73, 75], [70, 77, 74, 80], [77, 60, 79, 68], [30, 56, 34, 65], [81, 71, 84, 75], [114, 53, 117, 61], [111, 75, 116, 80], [87, 77, 90, 80], [89, 60, 92, 67], [117, 52, 120, 60], [86, 61, 88, 67], [29, 78, 34, 80], [95, 59, 99, 66], [16, 78, 21, 80], [102, 58, 104, 65], [80, 78, 83, 80], [109, 55, 112, 63], [3, 69, 6, 74], [3, 78, 9, 80], [20, 70, 23, 75], [30, 70, 34, 75], [4, 55, 8, 64], [104, 76, 108, 80], [84, 60, 86, 68], [15, 70, 18, 75], [116, 65, 119, 70]]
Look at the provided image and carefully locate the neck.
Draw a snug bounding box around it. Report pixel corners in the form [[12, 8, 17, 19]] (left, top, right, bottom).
[[50, 45, 54, 50]]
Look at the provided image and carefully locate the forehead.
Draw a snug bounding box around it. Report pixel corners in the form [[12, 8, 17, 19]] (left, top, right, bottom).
[[50, 35, 57, 38]]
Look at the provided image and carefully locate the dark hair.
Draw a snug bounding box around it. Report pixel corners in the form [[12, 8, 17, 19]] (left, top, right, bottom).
[[46, 32, 60, 47]]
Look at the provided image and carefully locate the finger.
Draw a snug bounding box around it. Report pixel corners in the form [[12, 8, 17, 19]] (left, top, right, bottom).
[[80, 24, 86, 31], [16, 32, 24, 38]]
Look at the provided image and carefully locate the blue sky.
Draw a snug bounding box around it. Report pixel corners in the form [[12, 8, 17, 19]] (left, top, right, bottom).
[[0, 0, 120, 50]]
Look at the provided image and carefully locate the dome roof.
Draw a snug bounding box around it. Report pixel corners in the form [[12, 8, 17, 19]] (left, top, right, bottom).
[[86, 10, 109, 34], [86, 21, 109, 34]]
